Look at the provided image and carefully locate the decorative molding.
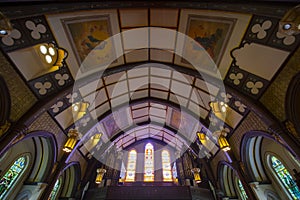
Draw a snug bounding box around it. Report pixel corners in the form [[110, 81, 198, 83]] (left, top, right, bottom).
[[1, 2, 293, 19], [285, 72, 300, 134], [0, 75, 11, 126]]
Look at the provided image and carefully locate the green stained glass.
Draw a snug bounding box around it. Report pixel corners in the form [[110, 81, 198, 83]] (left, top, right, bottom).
[[0, 156, 27, 199], [271, 156, 300, 200], [237, 179, 248, 200], [48, 179, 61, 200]]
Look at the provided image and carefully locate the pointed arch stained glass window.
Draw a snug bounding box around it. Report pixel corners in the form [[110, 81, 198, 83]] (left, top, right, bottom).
[[271, 156, 300, 200], [125, 149, 137, 182], [144, 143, 154, 182], [0, 156, 27, 199], [162, 150, 172, 181], [48, 179, 61, 200]]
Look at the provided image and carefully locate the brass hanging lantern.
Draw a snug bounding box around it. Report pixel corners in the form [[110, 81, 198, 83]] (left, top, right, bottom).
[[38, 43, 68, 71], [63, 129, 79, 153], [209, 101, 228, 113], [95, 168, 106, 184], [197, 132, 206, 141], [72, 101, 90, 121], [191, 168, 201, 183], [218, 134, 231, 152]]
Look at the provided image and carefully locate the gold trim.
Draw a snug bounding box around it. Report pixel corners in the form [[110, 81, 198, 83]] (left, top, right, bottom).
[[0, 121, 10, 136]]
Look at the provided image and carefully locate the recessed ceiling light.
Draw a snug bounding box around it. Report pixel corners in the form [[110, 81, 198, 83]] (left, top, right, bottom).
[[39, 45, 47, 54], [48, 47, 55, 56], [45, 55, 52, 63]]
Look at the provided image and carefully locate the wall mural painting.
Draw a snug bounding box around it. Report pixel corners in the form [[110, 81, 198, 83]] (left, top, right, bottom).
[[184, 15, 235, 66], [170, 109, 196, 139], [62, 15, 115, 69], [102, 114, 120, 137]]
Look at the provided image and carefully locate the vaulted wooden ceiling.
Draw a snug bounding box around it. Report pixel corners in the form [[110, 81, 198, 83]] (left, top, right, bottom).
[[0, 1, 299, 160]]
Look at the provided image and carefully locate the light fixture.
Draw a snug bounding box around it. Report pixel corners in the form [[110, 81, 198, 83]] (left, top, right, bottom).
[[218, 131, 231, 152], [173, 177, 179, 185], [38, 43, 68, 71], [279, 4, 300, 36], [0, 12, 12, 37], [63, 129, 79, 153], [95, 168, 106, 184], [93, 133, 102, 140], [197, 132, 206, 141], [191, 168, 201, 183], [72, 101, 90, 121], [209, 101, 228, 113]]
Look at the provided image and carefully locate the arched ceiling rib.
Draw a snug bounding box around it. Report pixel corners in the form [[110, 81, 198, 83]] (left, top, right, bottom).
[[1, 5, 299, 162], [52, 63, 220, 132]]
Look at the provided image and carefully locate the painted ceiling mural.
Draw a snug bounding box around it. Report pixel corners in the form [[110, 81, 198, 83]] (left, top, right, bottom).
[[0, 6, 299, 160]]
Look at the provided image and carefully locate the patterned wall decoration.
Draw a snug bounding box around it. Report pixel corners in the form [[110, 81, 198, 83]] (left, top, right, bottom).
[[0, 15, 72, 101], [244, 15, 300, 51], [225, 14, 299, 100], [244, 15, 278, 44], [0, 15, 55, 52], [0, 19, 29, 52], [28, 66, 73, 99]]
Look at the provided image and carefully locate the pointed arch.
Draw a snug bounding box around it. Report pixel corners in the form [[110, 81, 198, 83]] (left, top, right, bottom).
[[162, 150, 172, 181], [241, 131, 276, 182], [60, 162, 81, 198], [235, 177, 248, 200], [0, 154, 30, 199], [49, 178, 62, 200], [218, 163, 237, 198], [218, 161, 248, 199], [144, 143, 154, 182], [125, 149, 137, 182], [269, 155, 300, 199]]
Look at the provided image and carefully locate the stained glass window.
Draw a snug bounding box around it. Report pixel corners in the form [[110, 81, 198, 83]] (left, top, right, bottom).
[[144, 143, 154, 182], [48, 179, 61, 200], [271, 156, 300, 200], [237, 179, 248, 200], [0, 156, 27, 199], [125, 149, 137, 182], [162, 150, 172, 181], [172, 162, 178, 181]]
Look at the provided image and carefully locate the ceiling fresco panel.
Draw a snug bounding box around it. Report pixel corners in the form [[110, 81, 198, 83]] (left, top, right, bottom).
[[46, 10, 123, 77], [176, 9, 251, 78]]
